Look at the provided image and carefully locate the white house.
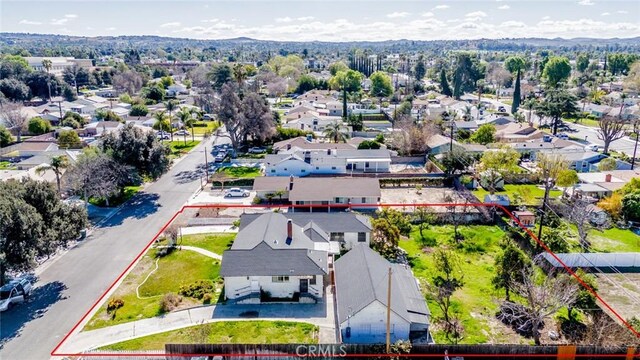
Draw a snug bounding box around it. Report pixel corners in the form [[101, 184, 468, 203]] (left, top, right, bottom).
[[220, 213, 328, 303], [265, 148, 391, 177], [335, 245, 430, 344]]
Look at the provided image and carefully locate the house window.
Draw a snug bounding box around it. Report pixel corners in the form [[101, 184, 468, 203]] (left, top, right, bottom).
[[316, 167, 319, 170], [335, 197, 341, 203], [331, 166, 336, 170], [330, 232, 345, 242], [284, 168, 288, 171], [358, 232, 366, 242], [301, 169, 306, 173], [272, 276, 290, 283], [310, 277, 317, 285], [270, 169, 275, 173], [361, 197, 366, 203], [365, 162, 370, 168]]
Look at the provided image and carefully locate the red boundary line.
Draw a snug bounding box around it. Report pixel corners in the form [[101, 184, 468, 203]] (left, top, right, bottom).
[[50, 203, 640, 358]]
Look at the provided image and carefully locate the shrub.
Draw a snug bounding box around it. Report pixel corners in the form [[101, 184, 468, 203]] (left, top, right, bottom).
[[202, 293, 213, 304], [28, 117, 52, 135], [179, 280, 216, 299], [129, 104, 149, 116], [107, 298, 124, 312], [159, 293, 182, 313]]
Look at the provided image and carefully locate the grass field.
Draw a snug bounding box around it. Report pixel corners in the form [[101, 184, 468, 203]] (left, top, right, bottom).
[[570, 118, 600, 128], [585, 228, 640, 253], [89, 185, 142, 207], [168, 140, 200, 157], [100, 321, 318, 350], [473, 184, 562, 206], [0, 161, 15, 170], [84, 249, 221, 331], [192, 121, 220, 135], [400, 225, 531, 344], [179, 233, 235, 255], [218, 166, 261, 178]]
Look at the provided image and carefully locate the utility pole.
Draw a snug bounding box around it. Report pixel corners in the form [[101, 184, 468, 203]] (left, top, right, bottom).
[[537, 179, 552, 242], [386, 266, 392, 354], [449, 120, 455, 151], [204, 146, 209, 181]]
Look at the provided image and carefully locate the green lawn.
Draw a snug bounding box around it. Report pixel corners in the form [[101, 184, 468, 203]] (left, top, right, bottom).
[[84, 249, 221, 331], [473, 184, 562, 206], [570, 117, 600, 128], [168, 140, 200, 157], [192, 121, 220, 135], [400, 225, 524, 344], [100, 321, 318, 350], [89, 185, 142, 207], [587, 228, 640, 253], [218, 166, 261, 178], [180, 233, 235, 256], [0, 161, 15, 170]]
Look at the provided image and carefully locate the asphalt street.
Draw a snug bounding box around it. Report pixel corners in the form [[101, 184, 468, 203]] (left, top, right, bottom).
[[0, 134, 230, 360]]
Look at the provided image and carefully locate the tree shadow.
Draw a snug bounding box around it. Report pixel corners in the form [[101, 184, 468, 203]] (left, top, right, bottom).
[[173, 163, 210, 184], [98, 192, 162, 228], [0, 281, 68, 349]]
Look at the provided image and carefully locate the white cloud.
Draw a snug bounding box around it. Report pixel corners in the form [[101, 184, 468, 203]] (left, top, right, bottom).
[[498, 5, 510, 10], [64, 14, 78, 18], [601, 12, 610, 16], [19, 19, 41, 25], [421, 12, 434, 17], [500, 21, 526, 28], [201, 18, 219, 23], [105, 27, 116, 31], [617, 10, 628, 14], [465, 11, 488, 18], [387, 11, 410, 18], [50, 18, 68, 26], [433, 5, 449, 10], [578, 0, 595, 5], [160, 22, 181, 28], [542, 16, 551, 20], [297, 16, 314, 21], [275, 17, 293, 23]]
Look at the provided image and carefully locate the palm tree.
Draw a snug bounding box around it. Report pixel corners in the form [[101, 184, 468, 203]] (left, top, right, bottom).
[[175, 109, 193, 145], [42, 59, 53, 100], [233, 63, 247, 86], [323, 122, 349, 143], [619, 93, 628, 118], [164, 100, 178, 141], [35, 155, 68, 194], [463, 105, 473, 121], [523, 99, 537, 126], [152, 110, 170, 142]]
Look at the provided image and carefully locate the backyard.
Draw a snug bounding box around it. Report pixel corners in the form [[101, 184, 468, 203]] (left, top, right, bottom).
[[473, 184, 563, 206], [400, 224, 531, 344], [83, 233, 234, 331], [100, 321, 318, 350], [580, 227, 640, 253]]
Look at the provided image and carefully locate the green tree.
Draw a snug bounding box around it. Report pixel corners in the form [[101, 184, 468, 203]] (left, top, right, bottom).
[[431, 248, 464, 342], [58, 130, 82, 149], [440, 69, 452, 97], [27, 117, 52, 135], [369, 71, 394, 98], [504, 56, 527, 75], [129, 104, 149, 117], [622, 193, 640, 221], [478, 146, 520, 193], [141, 85, 165, 103], [576, 53, 590, 73], [511, 69, 521, 114], [208, 63, 233, 90], [295, 74, 317, 94], [323, 121, 349, 143], [414, 59, 426, 81], [35, 155, 68, 194], [441, 148, 473, 176], [371, 217, 400, 260], [357, 139, 381, 150], [329, 69, 363, 93], [568, 269, 598, 321], [377, 208, 412, 236], [0, 78, 31, 101], [0, 126, 11, 147], [542, 56, 572, 87], [598, 157, 618, 171], [61, 111, 87, 129], [470, 124, 496, 145], [492, 238, 531, 301], [328, 61, 349, 76], [536, 88, 579, 135]]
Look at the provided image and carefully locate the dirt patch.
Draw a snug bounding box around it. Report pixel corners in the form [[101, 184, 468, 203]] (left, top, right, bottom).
[[593, 273, 640, 321], [380, 188, 480, 214]]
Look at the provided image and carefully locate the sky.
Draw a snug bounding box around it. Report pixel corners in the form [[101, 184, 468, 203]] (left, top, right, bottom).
[[1, 0, 639, 42]]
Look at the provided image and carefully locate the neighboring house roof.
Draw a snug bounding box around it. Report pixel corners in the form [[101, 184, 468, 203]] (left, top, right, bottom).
[[334, 244, 430, 325], [252, 176, 291, 192], [539, 148, 603, 162], [488, 116, 514, 126], [426, 134, 456, 149], [231, 212, 318, 250], [454, 121, 478, 130], [460, 143, 487, 152], [240, 213, 372, 234], [289, 177, 381, 202], [273, 137, 356, 153], [573, 183, 610, 193]]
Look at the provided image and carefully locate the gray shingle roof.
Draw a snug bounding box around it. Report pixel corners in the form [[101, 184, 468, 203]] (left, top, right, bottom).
[[220, 243, 328, 276], [231, 212, 316, 250], [289, 177, 380, 202], [334, 244, 430, 325], [239, 212, 372, 234]]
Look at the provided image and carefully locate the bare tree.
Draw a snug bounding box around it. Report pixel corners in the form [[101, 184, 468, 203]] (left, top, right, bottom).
[[597, 116, 626, 154], [556, 198, 608, 251], [0, 101, 28, 142], [485, 62, 512, 100], [112, 70, 144, 95], [501, 266, 579, 345], [391, 118, 436, 156], [583, 312, 640, 346]]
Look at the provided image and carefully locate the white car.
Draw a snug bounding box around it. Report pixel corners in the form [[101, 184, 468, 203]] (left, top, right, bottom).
[[584, 144, 600, 152], [224, 188, 250, 198], [0, 278, 32, 312]]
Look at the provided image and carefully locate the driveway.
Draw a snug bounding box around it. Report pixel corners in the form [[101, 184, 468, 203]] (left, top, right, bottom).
[[188, 189, 256, 205], [0, 132, 232, 359]]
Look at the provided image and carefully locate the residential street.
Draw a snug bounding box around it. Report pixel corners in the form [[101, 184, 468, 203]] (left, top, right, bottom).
[[0, 134, 229, 360]]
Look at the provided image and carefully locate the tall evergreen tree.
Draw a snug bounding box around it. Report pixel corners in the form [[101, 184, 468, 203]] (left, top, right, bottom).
[[342, 88, 348, 120], [511, 69, 521, 114], [452, 68, 462, 100], [440, 69, 452, 97]]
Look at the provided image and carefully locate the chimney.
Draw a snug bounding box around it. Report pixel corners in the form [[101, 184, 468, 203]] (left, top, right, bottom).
[[286, 143, 292, 150], [605, 174, 612, 182], [289, 175, 294, 190], [286, 219, 293, 242]]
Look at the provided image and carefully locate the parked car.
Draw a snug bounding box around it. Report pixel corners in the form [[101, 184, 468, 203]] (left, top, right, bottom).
[[0, 278, 32, 312], [556, 133, 569, 140], [174, 129, 189, 136], [156, 131, 170, 140], [497, 106, 506, 112], [584, 144, 600, 152], [203, 114, 214, 120], [214, 154, 226, 162], [224, 188, 250, 198], [248, 146, 266, 154]]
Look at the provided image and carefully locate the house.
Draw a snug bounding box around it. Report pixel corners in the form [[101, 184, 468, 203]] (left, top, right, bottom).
[[454, 121, 479, 131], [284, 106, 319, 122], [264, 148, 391, 177], [166, 84, 189, 97], [81, 121, 123, 137], [273, 137, 356, 153], [239, 212, 372, 253], [537, 147, 607, 173], [426, 134, 457, 155], [494, 123, 545, 143], [568, 183, 612, 200], [584, 103, 613, 119], [513, 210, 535, 227], [335, 244, 430, 344], [484, 194, 510, 207], [220, 212, 328, 303], [281, 115, 345, 133]]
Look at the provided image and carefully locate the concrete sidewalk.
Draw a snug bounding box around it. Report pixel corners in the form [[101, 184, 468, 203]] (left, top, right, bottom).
[[61, 299, 337, 353], [180, 225, 237, 235]]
